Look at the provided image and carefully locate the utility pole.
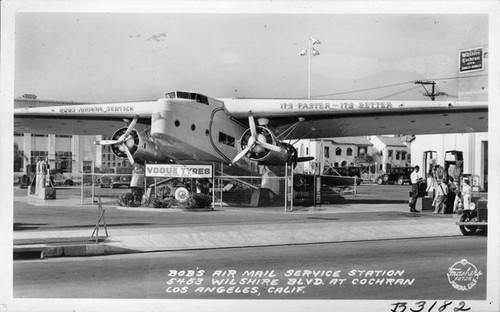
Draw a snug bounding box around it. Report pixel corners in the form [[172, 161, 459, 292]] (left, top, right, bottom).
[[414, 80, 436, 101]]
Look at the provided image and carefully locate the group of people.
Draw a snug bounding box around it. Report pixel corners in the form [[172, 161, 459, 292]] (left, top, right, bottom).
[[409, 165, 472, 214]]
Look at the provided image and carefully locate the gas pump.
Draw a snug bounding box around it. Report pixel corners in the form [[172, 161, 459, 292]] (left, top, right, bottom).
[[422, 150, 437, 180]]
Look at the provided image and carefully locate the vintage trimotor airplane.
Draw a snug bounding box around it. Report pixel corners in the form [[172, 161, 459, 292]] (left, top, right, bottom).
[[14, 90, 488, 185]]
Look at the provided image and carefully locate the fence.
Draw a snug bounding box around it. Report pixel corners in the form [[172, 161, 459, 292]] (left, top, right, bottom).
[[78, 163, 358, 210], [78, 172, 136, 205]]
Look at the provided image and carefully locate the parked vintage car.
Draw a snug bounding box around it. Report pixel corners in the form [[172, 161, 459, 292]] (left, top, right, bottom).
[[98, 167, 133, 188], [324, 166, 362, 185], [376, 166, 413, 185]]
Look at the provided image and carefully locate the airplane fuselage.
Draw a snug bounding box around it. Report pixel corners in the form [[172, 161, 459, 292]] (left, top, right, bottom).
[[148, 92, 250, 169]]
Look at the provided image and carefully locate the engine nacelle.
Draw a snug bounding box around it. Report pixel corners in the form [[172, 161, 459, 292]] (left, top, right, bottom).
[[238, 126, 298, 166], [110, 128, 165, 164]]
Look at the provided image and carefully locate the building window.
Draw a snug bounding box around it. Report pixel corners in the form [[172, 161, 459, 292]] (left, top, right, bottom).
[[396, 151, 401, 160], [402, 152, 407, 160], [388, 150, 393, 158], [335, 147, 342, 156], [55, 151, 72, 173], [306, 147, 309, 155], [347, 148, 353, 156], [82, 161, 92, 173], [30, 150, 48, 166], [218, 132, 235, 147], [324, 146, 330, 158]]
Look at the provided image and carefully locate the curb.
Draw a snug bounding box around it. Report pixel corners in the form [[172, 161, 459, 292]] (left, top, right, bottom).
[[14, 243, 137, 259]]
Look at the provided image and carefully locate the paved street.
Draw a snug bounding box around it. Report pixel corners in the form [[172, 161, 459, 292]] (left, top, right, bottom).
[[14, 236, 487, 300]]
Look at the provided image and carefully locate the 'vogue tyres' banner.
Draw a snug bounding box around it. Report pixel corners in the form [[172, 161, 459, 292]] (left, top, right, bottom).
[[145, 164, 213, 178]]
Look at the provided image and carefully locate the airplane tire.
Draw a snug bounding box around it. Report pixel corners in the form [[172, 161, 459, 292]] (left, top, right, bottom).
[[397, 177, 404, 185], [174, 187, 189, 202]]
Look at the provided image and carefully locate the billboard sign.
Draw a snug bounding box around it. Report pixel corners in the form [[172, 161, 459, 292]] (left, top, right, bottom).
[[145, 164, 213, 178], [459, 47, 484, 73]]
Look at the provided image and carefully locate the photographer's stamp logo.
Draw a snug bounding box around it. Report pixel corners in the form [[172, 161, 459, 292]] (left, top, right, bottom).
[[447, 259, 483, 291]]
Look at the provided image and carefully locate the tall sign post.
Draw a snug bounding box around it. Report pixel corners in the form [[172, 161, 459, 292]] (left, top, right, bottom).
[[300, 37, 321, 99]]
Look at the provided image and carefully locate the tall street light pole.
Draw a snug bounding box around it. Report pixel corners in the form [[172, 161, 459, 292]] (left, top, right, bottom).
[[300, 37, 321, 99]]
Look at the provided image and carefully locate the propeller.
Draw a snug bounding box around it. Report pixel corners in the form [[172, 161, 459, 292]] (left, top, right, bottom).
[[232, 114, 281, 164], [94, 116, 139, 165]]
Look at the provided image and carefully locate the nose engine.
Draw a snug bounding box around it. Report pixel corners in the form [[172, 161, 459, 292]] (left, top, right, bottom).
[[95, 116, 165, 165], [109, 127, 139, 159]]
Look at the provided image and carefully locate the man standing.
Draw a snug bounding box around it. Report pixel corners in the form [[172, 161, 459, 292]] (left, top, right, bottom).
[[409, 166, 423, 212], [433, 179, 448, 214]]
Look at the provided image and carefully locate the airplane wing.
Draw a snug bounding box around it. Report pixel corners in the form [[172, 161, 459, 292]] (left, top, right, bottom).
[[14, 100, 162, 135], [222, 99, 488, 139]]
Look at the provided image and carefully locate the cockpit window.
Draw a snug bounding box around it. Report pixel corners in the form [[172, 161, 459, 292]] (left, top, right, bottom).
[[165, 91, 209, 105]]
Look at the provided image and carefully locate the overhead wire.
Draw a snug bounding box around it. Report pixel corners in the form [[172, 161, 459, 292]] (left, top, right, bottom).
[[311, 74, 487, 99], [377, 86, 421, 100], [312, 80, 414, 98]]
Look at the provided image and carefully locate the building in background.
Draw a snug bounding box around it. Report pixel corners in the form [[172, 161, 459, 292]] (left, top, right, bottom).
[[369, 136, 411, 172], [13, 97, 128, 180], [294, 136, 410, 178], [295, 137, 375, 174]]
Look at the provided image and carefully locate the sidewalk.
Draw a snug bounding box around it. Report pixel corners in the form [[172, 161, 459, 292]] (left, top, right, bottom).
[[13, 201, 463, 258]]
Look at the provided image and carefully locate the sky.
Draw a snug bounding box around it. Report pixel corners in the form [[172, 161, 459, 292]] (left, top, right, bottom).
[[14, 11, 488, 103]]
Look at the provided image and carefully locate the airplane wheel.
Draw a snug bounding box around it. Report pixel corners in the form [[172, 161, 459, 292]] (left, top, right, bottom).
[[377, 178, 384, 185], [397, 177, 404, 185], [174, 187, 189, 202], [459, 214, 478, 236]]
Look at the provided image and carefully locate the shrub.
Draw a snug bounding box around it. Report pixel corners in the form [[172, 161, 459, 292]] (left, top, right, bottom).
[[116, 192, 142, 207], [148, 196, 179, 209], [183, 193, 212, 209]]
